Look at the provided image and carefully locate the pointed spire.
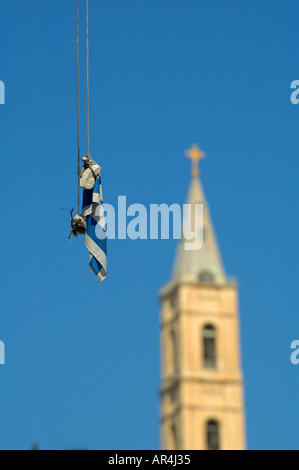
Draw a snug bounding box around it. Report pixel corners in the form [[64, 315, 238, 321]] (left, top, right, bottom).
[[185, 143, 205, 178], [172, 145, 226, 285]]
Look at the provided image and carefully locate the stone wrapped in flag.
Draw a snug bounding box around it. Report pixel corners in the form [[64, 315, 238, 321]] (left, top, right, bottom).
[[71, 155, 107, 283], [81, 155, 107, 282]]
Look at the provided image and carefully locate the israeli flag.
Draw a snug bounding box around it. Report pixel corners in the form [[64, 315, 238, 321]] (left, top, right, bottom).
[[81, 175, 107, 282]]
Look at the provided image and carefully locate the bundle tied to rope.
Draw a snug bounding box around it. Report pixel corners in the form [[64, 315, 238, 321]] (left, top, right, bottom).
[[69, 212, 86, 241], [80, 154, 101, 189], [70, 154, 107, 283]]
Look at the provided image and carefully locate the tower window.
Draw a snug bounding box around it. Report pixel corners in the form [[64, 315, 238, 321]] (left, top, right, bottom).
[[202, 325, 217, 369], [198, 271, 214, 284], [171, 423, 178, 450], [170, 329, 177, 373], [206, 420, 220, 450]]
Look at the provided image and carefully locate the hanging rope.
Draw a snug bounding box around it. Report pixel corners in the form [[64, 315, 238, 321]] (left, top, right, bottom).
[[76, 0, 81, 215], [76, 0, 90, 214], [86, 0, 90, 157]]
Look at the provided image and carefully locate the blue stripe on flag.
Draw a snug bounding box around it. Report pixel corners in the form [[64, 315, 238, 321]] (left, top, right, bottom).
[[82, 173, 107, 282]]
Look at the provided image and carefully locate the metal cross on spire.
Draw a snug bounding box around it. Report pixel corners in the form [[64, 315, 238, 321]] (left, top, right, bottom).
[[185, 144, 206, 178]]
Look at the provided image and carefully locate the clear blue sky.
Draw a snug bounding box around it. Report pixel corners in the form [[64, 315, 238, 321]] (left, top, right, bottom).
[[0, 0, 298, 450]]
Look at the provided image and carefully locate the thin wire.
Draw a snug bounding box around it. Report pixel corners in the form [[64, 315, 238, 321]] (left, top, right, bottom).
[[76, 0, 81, 214], [86, 0, 90, 156]]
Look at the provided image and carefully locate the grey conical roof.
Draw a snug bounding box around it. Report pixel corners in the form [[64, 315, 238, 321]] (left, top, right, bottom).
[[172, 174, 226, 285]]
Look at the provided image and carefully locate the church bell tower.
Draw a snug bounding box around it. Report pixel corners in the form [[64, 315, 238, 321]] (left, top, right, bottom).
[[159, 145, 246, 450]]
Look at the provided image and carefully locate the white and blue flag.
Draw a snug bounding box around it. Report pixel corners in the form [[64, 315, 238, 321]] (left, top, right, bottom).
[[81, 174, 107, 282]]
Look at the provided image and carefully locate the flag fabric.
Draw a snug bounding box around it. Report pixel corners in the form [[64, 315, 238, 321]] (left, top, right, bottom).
[[81, 174, 107, 282]]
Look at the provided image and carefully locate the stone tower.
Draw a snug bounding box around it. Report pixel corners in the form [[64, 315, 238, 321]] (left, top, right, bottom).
[[159, 145, 246, 450]]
